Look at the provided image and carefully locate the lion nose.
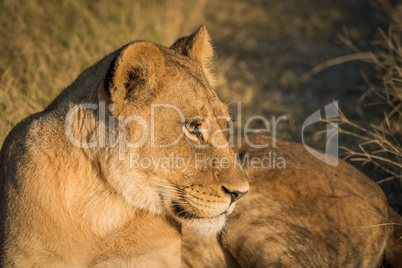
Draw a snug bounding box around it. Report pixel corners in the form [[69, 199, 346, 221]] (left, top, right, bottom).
[[221, 186, 248, 203]]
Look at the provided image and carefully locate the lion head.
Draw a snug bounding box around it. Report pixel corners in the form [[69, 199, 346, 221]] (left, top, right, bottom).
[[91, 26, 249, 236]]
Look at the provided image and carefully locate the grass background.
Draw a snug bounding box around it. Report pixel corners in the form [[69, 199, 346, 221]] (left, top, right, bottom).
[[0, 0, 401, 211]]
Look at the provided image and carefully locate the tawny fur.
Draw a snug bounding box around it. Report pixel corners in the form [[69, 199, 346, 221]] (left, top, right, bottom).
[[0, 26, 248, 267], [181, 133, 402, 267], [1, 25, 400, 268]]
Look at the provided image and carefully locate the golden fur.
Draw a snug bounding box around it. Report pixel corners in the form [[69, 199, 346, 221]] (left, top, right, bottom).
[[0, 26, 249, 266], [182, 133, 402, 267], [1, 25, 400, 267]]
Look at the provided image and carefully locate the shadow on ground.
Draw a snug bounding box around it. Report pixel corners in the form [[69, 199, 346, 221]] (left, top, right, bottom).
[[204, 0, 401, 211]]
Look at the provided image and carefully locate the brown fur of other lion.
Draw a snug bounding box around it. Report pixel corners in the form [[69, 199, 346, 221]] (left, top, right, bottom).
[[182, 133, 402, 267]]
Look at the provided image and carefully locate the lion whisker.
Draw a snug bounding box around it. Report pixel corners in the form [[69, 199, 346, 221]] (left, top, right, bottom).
[[356, 222, 402, 229]]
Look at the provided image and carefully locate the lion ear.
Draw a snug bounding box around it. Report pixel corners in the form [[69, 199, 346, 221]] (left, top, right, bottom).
[[102, 42, 165, 113], [170, 25, 215, 85]]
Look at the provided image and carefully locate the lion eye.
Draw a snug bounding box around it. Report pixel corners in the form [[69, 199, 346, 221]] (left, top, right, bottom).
[[184, 119, 204, 143], [186, 119, 201, 133], [186, 120, 197, 133]]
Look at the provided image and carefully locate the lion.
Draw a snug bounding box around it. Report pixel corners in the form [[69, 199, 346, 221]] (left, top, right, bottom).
[[1, 26, 401, 268], [0, 26, 249, 266], [182, 133, 402, 267]]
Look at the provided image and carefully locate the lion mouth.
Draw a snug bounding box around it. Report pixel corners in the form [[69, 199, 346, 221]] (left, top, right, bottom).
[[172, 201, 200, 219], [170, 201, 228, 236], [172, 201, 226, 220]]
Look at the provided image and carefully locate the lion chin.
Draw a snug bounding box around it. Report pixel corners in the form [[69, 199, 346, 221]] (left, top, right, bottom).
[[181, 215, 227, 237], [168, 202, 238, 237]]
